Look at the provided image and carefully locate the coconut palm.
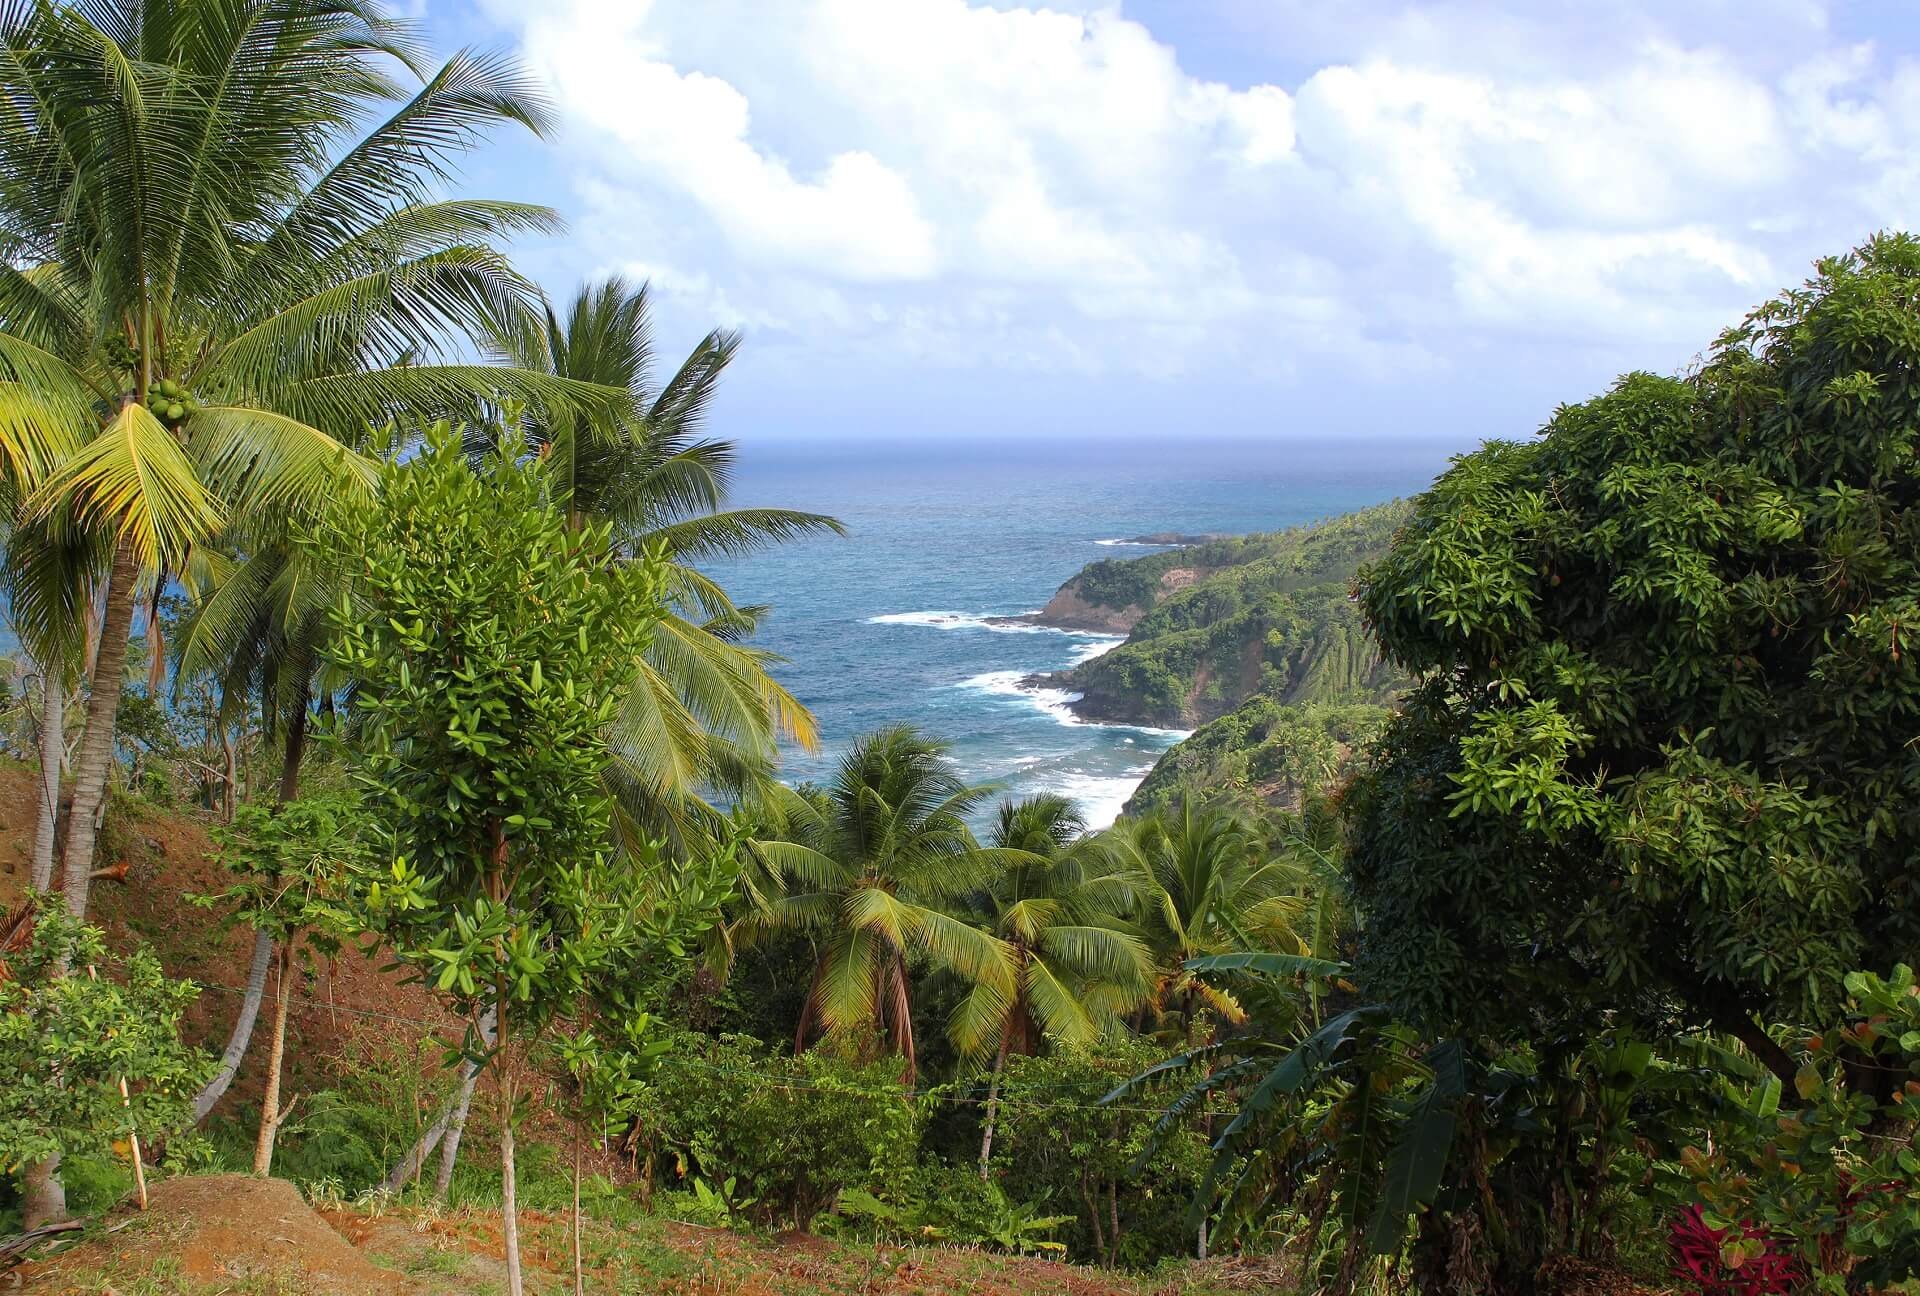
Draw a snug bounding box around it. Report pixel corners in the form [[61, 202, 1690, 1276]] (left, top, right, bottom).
[[747, 726, 1013, 1084], [482, 277, 844, 851], [0, 0, 610, 946], [1111, 805, 1310, 1041], [0, 4, 604, 1231], [952, 794, 1150, 1176]]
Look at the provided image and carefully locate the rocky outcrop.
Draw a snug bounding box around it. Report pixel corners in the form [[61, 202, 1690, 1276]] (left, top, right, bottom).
[[1029, 502, 1414, 730], [1032, 587, 1148, 634], [1034, 566, 1209, 634]]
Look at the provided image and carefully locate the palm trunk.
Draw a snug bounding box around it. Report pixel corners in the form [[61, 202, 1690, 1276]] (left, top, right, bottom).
[[193, 710, 309, 1131], [21, 1154, 67, 1229], [191, 928, 275, 1123], [977, 1027, 1012, 1180], [278, 691, 308, 803], [31, 666, 62, 891], [60, 540, 139, 920], [252, 939, 295, 1174]]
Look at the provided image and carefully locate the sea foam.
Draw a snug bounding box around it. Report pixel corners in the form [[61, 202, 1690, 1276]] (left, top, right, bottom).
[[1045, 765, 1160, 829], [956, 670, 1190, 739], [868, 609, 1123, 647]]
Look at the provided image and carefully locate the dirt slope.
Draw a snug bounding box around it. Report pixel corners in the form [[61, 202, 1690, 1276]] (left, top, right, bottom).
[[0, 764, 459, 1115], [21, 1171, 1285, 1295]]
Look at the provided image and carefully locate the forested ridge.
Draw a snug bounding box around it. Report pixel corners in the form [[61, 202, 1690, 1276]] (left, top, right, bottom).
[[1037, 501, 1408, 728], [0, 4, 1916, 1294]]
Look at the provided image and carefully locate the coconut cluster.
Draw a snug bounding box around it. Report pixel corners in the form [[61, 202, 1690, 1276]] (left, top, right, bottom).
[[146, 377, 198, 426]]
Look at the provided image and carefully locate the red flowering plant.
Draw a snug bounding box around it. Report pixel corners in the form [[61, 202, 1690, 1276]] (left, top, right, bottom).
[[1669, 1204, 1802, 1295], [1674, 966, 1920, 1294]]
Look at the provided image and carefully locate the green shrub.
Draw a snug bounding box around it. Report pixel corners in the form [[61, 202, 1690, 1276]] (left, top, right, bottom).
[[1679, 966, 1920, 1287], [833, 1163, 1074, 1255], [990, 1042, 1210, 1268], [634, 1031, 923, 1230], [0, 907, 209, 1226], [268, 1023, 459, 1196]]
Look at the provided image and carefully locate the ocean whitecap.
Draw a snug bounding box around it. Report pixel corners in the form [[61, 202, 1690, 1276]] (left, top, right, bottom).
[[955, 670, 1190, 739]]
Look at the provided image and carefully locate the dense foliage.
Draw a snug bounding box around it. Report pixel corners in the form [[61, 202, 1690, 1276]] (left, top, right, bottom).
[[0, 911, 208, 1200], [634, 1030, 923, 1230], [1060, 502, 1412, 621], [1127, 700, 1391, 816], [1349, 236, 1920, 1063]]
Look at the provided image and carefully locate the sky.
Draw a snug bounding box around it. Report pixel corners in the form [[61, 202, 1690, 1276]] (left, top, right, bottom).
[[410, 0, 1920, 445]]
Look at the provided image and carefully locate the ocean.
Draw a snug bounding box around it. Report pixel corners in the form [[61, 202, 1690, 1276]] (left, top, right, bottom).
[[0, 436, 1468, 824], [714, 436, 1468, 827]]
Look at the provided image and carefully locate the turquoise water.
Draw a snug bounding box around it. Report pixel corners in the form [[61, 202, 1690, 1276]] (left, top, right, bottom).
[[714, 436, 1467, 826]]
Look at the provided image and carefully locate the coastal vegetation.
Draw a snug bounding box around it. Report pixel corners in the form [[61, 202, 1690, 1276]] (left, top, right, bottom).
[[1039, 501, 1408, 728], [0, 3, 1916, 1294]]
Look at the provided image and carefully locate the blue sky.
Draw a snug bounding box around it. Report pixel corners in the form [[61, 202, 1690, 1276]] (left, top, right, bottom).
[[410, 1, 1920, 445]]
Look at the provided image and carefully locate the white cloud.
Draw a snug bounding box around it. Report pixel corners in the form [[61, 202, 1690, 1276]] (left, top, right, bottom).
[[489, 0, 1920, 423], [517, 1, 938, 281]]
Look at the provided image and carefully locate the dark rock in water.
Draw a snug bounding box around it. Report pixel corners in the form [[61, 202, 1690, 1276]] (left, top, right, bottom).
[[1124, 532, 1224, 546]]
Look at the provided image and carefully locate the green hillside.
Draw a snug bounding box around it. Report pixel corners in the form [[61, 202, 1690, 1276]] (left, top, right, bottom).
[[1125, 699, 1393, 817], [1035, 500, 1417, 632], [1040, 501, 1411, 728]]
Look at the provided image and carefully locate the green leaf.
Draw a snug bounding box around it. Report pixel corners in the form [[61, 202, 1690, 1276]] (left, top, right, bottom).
[[1367, 1039, 1466, 1254]]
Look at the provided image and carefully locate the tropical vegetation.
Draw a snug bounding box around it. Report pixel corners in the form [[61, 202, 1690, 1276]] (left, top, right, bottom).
[[0, 1, 1916, 1292]]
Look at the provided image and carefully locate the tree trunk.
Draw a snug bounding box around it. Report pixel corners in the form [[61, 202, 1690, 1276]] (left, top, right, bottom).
[[380, 1005, 494, 1196], [1713, 1008, 1798, 1088], [278, 691, 308, 803], [1082, 1175, 1105, 1261], [21, 1153, 67, 1229], [977, 1027, 1012, 1180], [572, 1123, 584, 1296], [435, 1066, 479, 1197], [498, 985, 523, 1296], [60, 540, 139, 920], [31, 666, 62, 891], [490, 823, 524, 1296], [191, 928, 275, 1123], [220, 725, 237, 823], [253, 939, 295, 1174]]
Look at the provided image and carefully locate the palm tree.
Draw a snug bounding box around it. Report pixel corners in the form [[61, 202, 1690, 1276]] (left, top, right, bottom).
[[0, 2, 600, 1235], [1111, 805, 1310, 1041], [952, 794, 1150, 1177], [0, 0, 607, 942], [747, 726, 1013, 1084], [1109, 804, 1312, 1259], [483, 277, 844, 850]]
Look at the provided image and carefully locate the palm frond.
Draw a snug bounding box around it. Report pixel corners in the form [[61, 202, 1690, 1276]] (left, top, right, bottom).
[[28, 401, 222, 568]]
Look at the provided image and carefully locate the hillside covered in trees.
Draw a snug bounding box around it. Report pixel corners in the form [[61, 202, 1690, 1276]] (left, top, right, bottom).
[[1, 3, 1917, 1294], [1033, 502, 1410, 731]]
